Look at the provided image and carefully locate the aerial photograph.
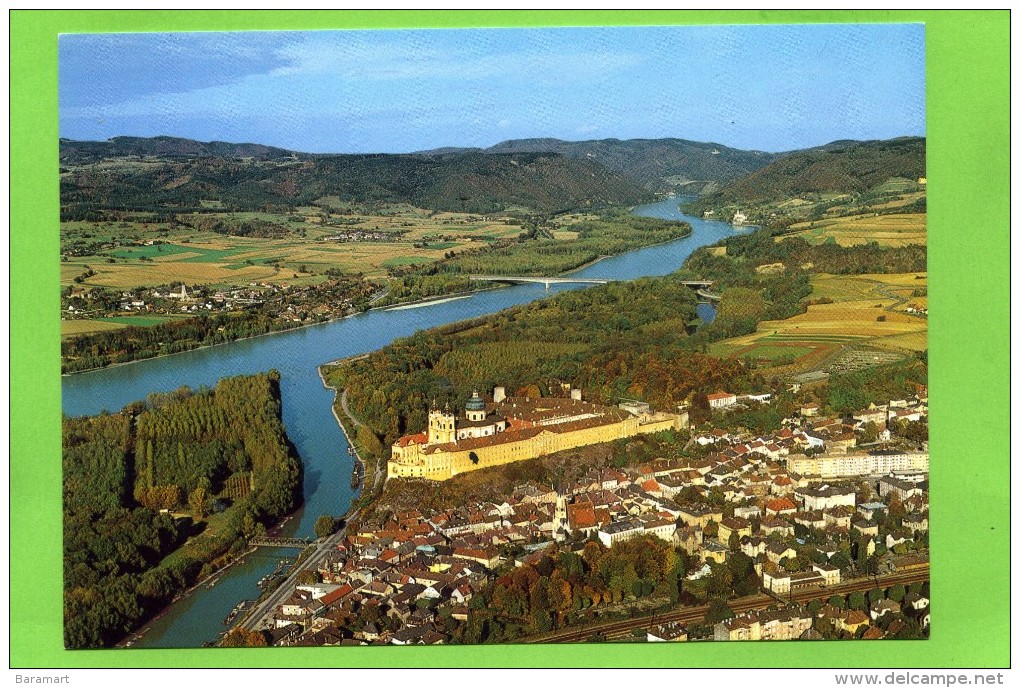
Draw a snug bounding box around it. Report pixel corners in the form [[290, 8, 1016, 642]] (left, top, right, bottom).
[[57, 23, 931, 650]]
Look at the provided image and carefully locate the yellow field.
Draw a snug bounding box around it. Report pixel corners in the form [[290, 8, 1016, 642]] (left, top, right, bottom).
[[714, 271, 928, 376], [64, 260, 279, 289], [761, 303, 925, 339], [552, 230, 580, 241], [61, 205, 527, 291], [781, 213, 927, 247], [61, 319, 128, 337]]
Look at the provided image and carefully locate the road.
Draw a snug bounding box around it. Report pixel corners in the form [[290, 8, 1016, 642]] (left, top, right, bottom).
[[236, 527, 347, 632], [340, 388, 386, 492], [527, 566, 929, 643]]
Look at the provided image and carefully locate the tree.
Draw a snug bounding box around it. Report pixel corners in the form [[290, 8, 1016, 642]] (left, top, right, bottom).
[[705, 598, 735, 624], [848, 591, 867, 611], [887, 583, 907, 603], [189, 486, 207, 521], [314, 514, 337, 539], [296, 570, 320, 585], [828, 594, 845, 610]]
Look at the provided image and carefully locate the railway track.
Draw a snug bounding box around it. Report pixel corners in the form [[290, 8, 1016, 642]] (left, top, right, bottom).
[[528, 566, 929, 643]]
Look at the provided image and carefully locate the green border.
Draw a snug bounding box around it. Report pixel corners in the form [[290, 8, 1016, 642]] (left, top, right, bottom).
[[12, 10, 1009, 668]]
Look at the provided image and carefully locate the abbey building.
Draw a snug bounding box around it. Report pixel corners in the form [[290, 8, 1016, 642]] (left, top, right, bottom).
[[389, 387, 688, 481]]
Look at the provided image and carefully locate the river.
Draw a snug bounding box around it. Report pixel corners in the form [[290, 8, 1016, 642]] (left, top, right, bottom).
[[61, 196, 740, 648]]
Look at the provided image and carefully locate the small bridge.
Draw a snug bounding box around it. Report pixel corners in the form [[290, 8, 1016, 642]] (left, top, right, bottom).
[[248, 536, 313, 549], [469, 275, 613, 288], [696, 289, 722, 302]]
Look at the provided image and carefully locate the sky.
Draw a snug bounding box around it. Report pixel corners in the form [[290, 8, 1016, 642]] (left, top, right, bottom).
[[59, 24, 925, 154]]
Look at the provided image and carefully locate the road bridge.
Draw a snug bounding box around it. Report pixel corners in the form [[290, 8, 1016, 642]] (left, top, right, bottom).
[[248, 536, 313, 549], [469, 275, 613, 288], [469, 275, 716, 290]]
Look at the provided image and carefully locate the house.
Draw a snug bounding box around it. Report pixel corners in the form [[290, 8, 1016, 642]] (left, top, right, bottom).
[[765, 541, 798, 565], [700, 540, 729, 564], [837, 610, 871, 635], [734, 504, 762, 520], [878, 475, 927, 501], [714, 608, 812, 641], [677, 505, 723, 529], [765, 497, 797, 517], [760, 518, 795, 538], [597, 519, 645, 548], [861, 626, 886, 640], [903, 512, 929, 533], [812, 563, 840, 586], [793, 511, 826, 530], [796, 484, 856, 511], [871, 599, 902, 621], [647, 622, 688, 642], [852, 519, 879, 538], [718, 516, 753, 543], [707, 391, 737, 409], [740, 536, 768, 558], [857, 502, 888, 520], [823, 506, 854, 530]]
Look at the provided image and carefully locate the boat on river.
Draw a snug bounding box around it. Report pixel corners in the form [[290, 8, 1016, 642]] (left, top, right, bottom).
[[223, 600, 247, 625]]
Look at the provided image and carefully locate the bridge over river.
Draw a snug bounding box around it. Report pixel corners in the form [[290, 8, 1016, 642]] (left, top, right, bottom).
[[470, 274, 715, 290], [247, 536, 313, 549]]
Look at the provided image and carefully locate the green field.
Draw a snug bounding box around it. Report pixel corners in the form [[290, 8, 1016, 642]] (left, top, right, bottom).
[[735, 344, 816, 362]]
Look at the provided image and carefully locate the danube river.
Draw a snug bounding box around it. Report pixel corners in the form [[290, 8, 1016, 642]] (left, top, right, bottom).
[[61, 197, 741, 648]]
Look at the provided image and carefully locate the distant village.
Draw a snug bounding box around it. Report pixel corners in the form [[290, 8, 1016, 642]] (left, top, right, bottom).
[[63, 277, 379, 326], [250, 387, 929, 646]]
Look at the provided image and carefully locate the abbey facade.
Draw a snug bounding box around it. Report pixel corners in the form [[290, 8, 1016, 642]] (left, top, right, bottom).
[[389, 387, 689, 481]]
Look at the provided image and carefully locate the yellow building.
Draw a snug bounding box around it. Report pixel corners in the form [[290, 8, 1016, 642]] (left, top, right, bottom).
[[389, 389, 688, 481]]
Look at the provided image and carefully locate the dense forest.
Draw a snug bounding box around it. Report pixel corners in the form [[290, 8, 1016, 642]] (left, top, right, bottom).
[[63, 372, 301, 648], [474, 137, 778, 194], [683, 137, 926, 213], [60, 147, 651, 217]]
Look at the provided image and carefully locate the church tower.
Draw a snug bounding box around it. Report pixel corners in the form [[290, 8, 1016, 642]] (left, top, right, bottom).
[[465, 390, 486, 422], [427, 401, 456, 445]]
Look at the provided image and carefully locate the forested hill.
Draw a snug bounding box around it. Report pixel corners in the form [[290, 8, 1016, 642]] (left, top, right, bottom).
[[59, 135, 296, 164], [420, 137, 779, 194], [687, 137, 926, 210], [59, 140, 651, 215]]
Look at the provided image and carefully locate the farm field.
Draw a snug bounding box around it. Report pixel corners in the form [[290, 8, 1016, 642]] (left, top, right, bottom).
[[779, 212, 927, 247], [61, 314, 192, 337], [60, 204, 528, 291], [709, 271, 928, 377]]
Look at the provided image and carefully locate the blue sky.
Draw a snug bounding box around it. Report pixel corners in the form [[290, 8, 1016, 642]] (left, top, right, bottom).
[[59, 24, 925, 154]]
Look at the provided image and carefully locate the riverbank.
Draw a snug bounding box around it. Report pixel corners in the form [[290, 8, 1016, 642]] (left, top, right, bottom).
[[318, 365, 387, 513], [115, 543, 259, 648], [61, 222, 692, 377], [61, 196, 737, 648], [317, 369, 370, 518]]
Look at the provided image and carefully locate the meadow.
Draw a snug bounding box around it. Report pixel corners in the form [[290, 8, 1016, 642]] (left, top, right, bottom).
[[60, 203, 527, 291]]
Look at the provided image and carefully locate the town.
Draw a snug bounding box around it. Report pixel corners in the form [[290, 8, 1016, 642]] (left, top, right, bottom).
[[232, 385, 929, 646]]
